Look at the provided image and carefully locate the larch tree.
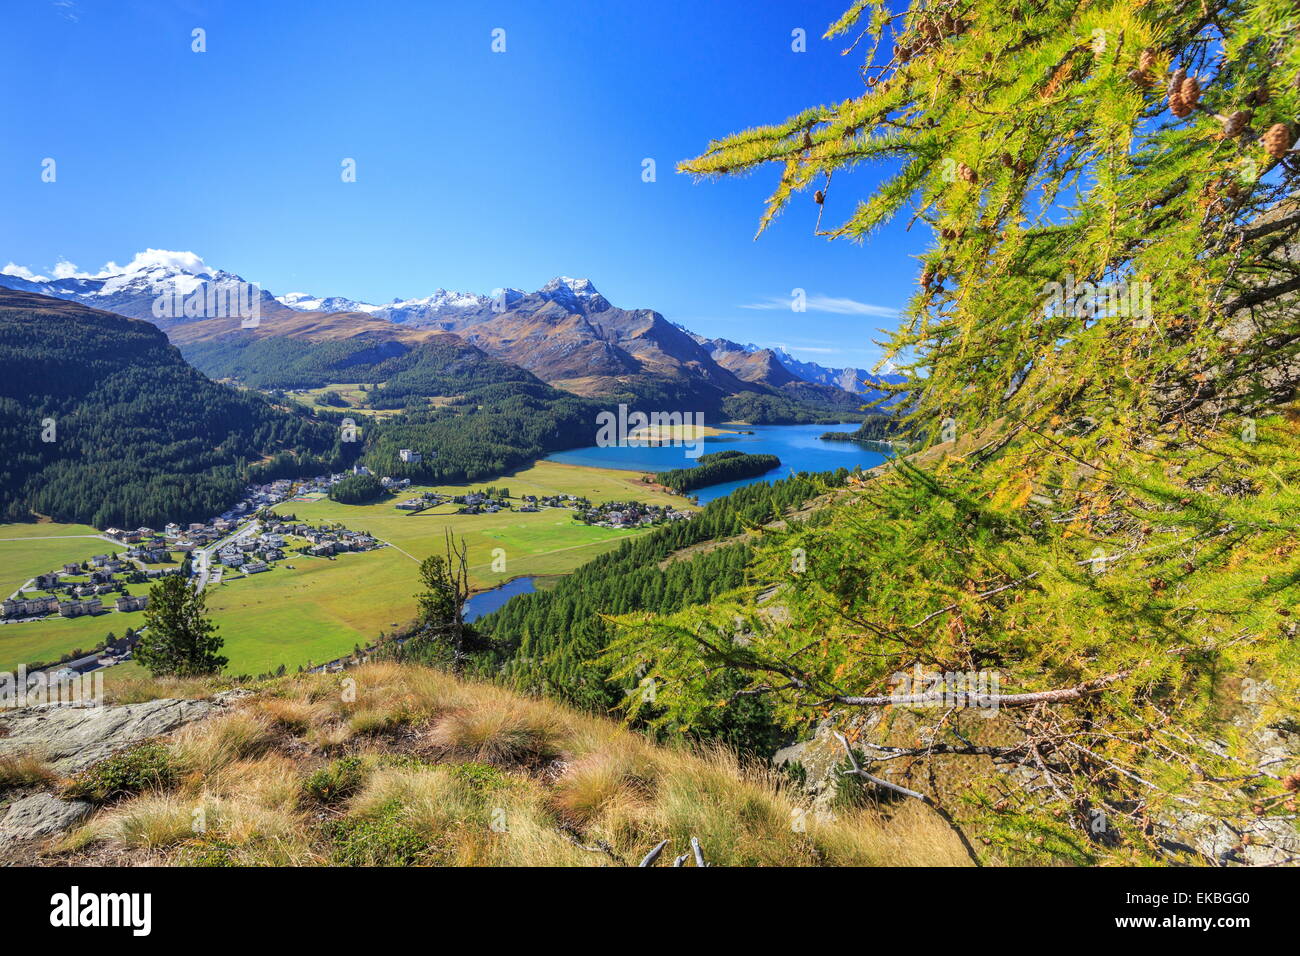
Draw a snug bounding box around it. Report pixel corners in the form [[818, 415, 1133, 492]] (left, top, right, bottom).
[[604, 0, 1300, 864]]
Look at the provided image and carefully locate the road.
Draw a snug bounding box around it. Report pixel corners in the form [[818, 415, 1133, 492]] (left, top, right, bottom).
[[191, 519, 260, 593]]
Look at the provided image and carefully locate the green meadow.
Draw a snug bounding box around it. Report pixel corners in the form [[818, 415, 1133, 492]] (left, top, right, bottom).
[[0, 462, 691, 676], [0, 523, 113, 598]]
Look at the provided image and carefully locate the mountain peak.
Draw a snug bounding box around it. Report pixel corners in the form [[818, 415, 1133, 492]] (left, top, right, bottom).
[[537, 276, 608, 314], [540, 276, 599, 296]]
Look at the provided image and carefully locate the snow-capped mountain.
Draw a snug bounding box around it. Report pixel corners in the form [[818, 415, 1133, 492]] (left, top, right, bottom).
[[771, 348, 903, 396], [692, 335, 903, 398], [0, 250, 280, 324], [273, 276, 610, 326], [0, 252, 871, 410]]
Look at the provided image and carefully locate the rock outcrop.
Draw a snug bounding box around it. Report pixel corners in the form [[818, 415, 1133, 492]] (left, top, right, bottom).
[[0, 698, 215, 775], [0, 793, 92, 843]]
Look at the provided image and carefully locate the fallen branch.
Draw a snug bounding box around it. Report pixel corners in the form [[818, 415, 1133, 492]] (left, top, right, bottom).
[[558, 824, 626, 865], [639, 839, 669, 867], [691, 835, 707, 868], [823, 671, 1130, 709]]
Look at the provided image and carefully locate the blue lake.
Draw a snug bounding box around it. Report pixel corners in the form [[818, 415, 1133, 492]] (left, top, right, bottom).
[[465, 576, 537, 621], [546, 422, 887, 503]]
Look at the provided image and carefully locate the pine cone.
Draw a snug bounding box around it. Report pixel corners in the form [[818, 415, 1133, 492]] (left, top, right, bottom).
[[1138, 48, 1157, 72], [1179, 76, 1201, 109], [957, 162, 978, 184], [1167, 67, 1186, 99], [1000, 152, 1014, 167], [1167, 68, 1190, 117], [1283, 773, 1300, 793], [1219, 109, 1252, 137], [814, 189, 825, 205], [1128, 68, 1155, 90], [1264, 123, 1294, 160], [1246, 85, 1270, 106]]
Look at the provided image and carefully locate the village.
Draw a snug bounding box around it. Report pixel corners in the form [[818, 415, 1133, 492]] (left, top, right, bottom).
[[1, 473, 387, 627], [395, 487, 693, 528], [1, 455, 691, 689]]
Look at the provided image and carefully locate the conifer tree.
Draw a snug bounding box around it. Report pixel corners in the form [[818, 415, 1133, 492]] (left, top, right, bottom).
[[136, 574, 227, 677], [603, 0, 1300, 863]]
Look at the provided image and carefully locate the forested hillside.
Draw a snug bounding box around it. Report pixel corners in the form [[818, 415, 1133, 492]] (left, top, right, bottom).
[[468, 470, 854, 752], [0, 289, 350, 526], [181, 333, 542, 400]]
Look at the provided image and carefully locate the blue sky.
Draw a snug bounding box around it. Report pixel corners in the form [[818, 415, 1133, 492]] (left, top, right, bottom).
[[0, 0, 926, 367]]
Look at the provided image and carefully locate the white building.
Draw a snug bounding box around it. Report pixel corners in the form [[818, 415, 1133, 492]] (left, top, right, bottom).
[[399, 449, 422, 464]]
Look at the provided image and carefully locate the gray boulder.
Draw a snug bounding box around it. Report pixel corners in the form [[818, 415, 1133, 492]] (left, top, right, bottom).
[[0, 793, 92, 845], [0, 698, 215, 775]]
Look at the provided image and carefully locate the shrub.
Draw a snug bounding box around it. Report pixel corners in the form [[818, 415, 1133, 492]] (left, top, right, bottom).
[[178, 838, 241, 867], [302, 757, 367, 806], [327, 802, 430, 866], [446, 762, 508, 793], [63, 743, 176, 803]]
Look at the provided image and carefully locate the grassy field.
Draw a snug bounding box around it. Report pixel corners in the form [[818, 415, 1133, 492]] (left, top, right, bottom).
[[273, 459, 685, 588], [285, 383, 451, 419], [0, 462, 692, 676], [0, 609, 143, 671], [0, 523, 113, 598]]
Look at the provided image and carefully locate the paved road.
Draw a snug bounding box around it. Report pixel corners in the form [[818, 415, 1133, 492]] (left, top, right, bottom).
[[191, 520, 260, 593]]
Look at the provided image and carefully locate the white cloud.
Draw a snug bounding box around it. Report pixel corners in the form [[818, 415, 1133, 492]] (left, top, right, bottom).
[[119, 249, 212, 276], [1, 262, 50, 282], [1, 249, 211, 283], [51, 258, 92, 279], [740, 294, 898, 318]]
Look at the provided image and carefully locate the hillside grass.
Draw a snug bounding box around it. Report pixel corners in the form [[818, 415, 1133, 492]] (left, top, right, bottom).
[[285, 383, 409, 419], [52, 662, 970, 867]]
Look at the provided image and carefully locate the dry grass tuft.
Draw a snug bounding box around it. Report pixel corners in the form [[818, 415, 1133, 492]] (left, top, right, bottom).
[[0, 753, 56, 791], [104, 674, 227, 705], [172, 711, 275, 778], [254, 696, 329, 734], [549, 737, 659, 827], [426, 697, 568, 766]]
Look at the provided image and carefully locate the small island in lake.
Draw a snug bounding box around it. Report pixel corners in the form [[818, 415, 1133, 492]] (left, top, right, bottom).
[[655, 450, 781, 494], [820, 413, 897, 445]]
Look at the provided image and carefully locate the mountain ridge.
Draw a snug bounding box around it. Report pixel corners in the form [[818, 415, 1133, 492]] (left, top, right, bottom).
[[0, 256, 869, 418]]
